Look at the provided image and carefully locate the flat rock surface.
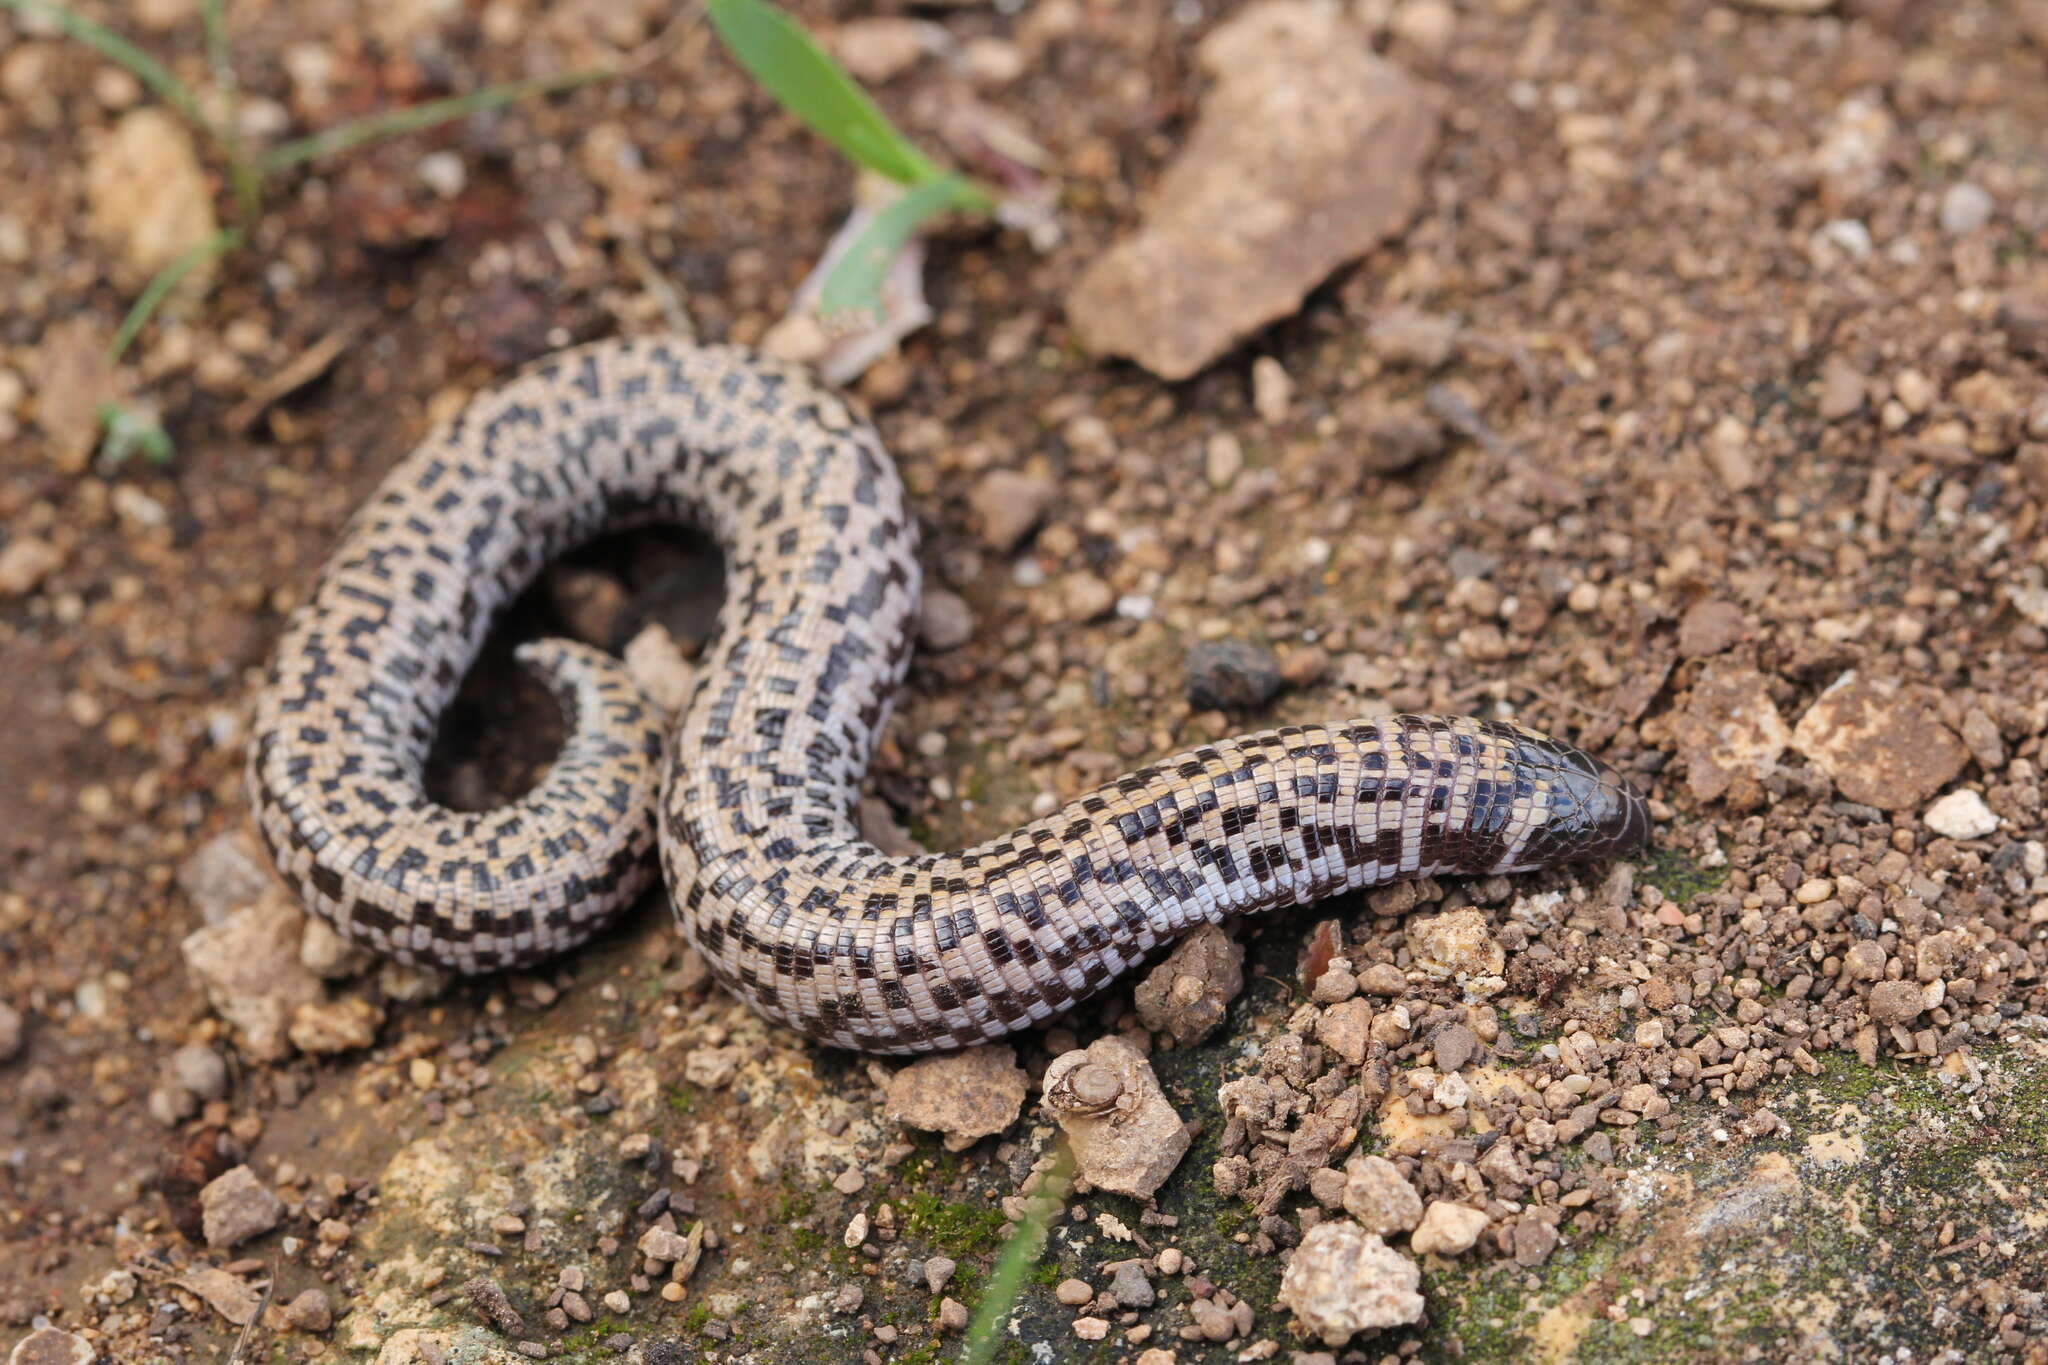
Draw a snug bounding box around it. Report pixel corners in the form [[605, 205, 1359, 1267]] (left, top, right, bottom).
[[882, 1044, 1029, 1149], [1065, 0, 1440, 379], [1790, 673, 1969, 811], [1674, 663, 1791, 807]]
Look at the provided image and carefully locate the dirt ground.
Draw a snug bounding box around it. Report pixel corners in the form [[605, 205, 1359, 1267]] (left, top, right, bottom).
[[3, 0, 2048, 1362]]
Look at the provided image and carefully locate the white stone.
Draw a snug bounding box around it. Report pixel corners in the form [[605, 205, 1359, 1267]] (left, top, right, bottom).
[[1924, 790, 1998, 840], [1813, 219, 1873, 262], [1278, 1220, 1423, 1345], [1410, 1199, 1489, 1256], [1939, 182, 1994, 236]]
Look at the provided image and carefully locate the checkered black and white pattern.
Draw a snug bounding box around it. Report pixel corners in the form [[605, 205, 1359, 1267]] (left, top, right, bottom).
[[248, 337, 1650, 1052]]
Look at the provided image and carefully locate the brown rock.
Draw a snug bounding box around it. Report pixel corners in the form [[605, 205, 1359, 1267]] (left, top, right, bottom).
[[1997, 290, 2048, 358], [1843, 941, 1887, 983], [1677, 599, 1747, 658], [683, 1045, 743, 1089], [181, 899, 324, 1060], [178, 831, 277, 924], [199, 1165, 284, 1249], [829, 17, 928, 83], [86, 109, 219, 289], [1041, 1036, 1190, 1199], [288, 996, 384, 1056], [1252, 356, 1293, 423], [299, 915, 374, 979], [1066, 1, 1440, 379], [1367, 306, 1460, 368], [465, 1276, 525, 1336], [1430, 1023, 1479, 1073], [1409, 1199, 1489, 1256], [1512, 1215, 1559, 1266], [171, 1268, 263, 1325], [883, 1044, 1028, 1150], [0, 536, 63, 597], [1702, 415, 1758, 492], [1133, 924, 1245, 1046], [1915, 932, 1962, 983], [1359, 407, 1448, 475], [1279, 646, 1329, 688], [968, 470, 1056, 553], [1315, 997, 1373, 1067], [1867, 980, 1927, 1026], [31, 317, 120, 472], [1340, 1154, 1423, 1236], [1407, 908, 1503, 984], [1790, 673, 1968, 810], [1818, 355, 1867, 421], [1053, 1278, 1093, 1306], [1358, 962, 1408, 996], [1676, 664, 1790, 807], [7, 1329, 94, 1365], [917, 586, 974, 652], [281, 1288, 334, 1333]]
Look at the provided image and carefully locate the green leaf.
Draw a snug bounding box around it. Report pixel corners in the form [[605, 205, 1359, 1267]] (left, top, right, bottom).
[[108, 227, 244, 364], [960, 1147, 1071, 1365], [818, 176, 971, 319], [199, 0, 235, 98], [96, 402, 175, 466], [0, 0, 209, 130], [707, 0, 953, 190]]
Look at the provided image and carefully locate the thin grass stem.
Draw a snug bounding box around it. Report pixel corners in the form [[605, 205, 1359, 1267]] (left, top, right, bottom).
[[261, 68, 610, 172], [108, 227, 244, 363]]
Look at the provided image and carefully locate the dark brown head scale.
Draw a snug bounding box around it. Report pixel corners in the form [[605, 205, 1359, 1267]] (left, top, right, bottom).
[[1503, 737, 1652, 871]]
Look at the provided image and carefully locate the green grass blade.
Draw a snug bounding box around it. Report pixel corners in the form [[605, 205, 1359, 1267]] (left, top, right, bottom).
[[819, 176, 972, 318], [200, 0, 234, 98], [706, 0, 948, 189], [108, 227, 244, 363], [1, 0, 209, 129], [260, 67, 609, 172], [959, 1149, 1072, 1365]]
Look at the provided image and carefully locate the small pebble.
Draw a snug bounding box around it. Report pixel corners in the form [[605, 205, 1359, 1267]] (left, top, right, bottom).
[[1109, 1261, 1155, 1309], [1251, 356, 1293, 423], [1924, 789, 1998, 840], [1184, 639, 1282, 711], [1055, 1277, 1094, 1306], [282, 1288, 333, 1333], [1939, 181, 1994, 236]]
